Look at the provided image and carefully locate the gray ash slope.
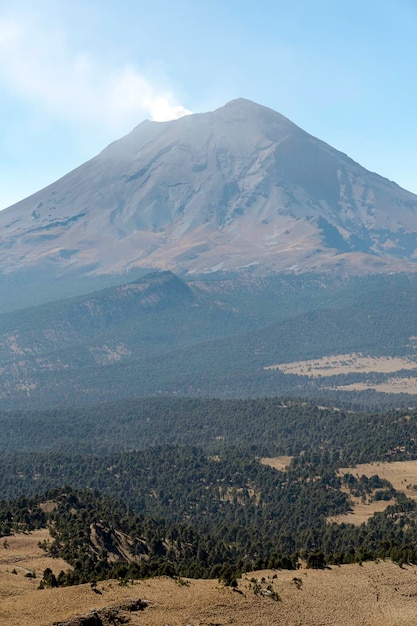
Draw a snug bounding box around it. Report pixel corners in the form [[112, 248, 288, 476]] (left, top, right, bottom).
[[2, 98, 417, 280]]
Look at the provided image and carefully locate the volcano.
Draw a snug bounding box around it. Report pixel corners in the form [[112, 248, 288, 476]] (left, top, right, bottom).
[[2, 98, 417, 278]]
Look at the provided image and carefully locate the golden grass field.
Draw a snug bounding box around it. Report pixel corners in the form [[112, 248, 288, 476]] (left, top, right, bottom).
[[324, 459, 417, 525], [264, 353, 417, 378], [340, 459, 417, 502], [336, 377, 417, 394], [264, 352, 417, 394], [327, 497, 397, 526], [4, 530, 417, 625]]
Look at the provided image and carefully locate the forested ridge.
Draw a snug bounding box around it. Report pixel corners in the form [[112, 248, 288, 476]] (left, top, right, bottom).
[[1, 397, 416, 457], [1, 450, 416, 586], [2, 396, 417, 587], [3, 272, 417, 408]]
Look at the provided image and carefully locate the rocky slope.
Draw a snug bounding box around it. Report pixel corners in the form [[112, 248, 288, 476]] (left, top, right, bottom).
[[2, 98, 417, 279]]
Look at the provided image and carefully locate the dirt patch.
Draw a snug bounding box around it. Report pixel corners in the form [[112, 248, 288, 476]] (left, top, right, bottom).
[[260, 456, 293, 471], [265, 353, 417, 378]]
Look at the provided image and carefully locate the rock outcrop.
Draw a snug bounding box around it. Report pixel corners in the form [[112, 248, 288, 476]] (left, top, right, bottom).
[[52, 598, 148, 626]]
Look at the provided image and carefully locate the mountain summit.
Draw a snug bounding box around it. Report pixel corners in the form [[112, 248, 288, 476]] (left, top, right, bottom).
[[2, 98, 417, 278]]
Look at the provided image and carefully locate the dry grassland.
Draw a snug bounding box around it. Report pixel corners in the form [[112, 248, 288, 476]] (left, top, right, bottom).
[[261, 457, 413, 526], [336, 377, 417, 394], [328, 497, 397, 526], [260, 456, 293, 471], [3, 532, 417, 625], [264, 353, 417, 378], [262, 457, 398, 526], [341, 459, 417, 502], [328, 459, 417, 525], [0, 528, 68, 576]]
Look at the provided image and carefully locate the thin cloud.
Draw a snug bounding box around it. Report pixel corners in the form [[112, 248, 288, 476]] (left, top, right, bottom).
[[0, 13, 191, 131]]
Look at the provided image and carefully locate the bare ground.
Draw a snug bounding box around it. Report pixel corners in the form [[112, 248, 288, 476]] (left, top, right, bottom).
[[4, 531, 417, 625], [260, 456, 293, 471]]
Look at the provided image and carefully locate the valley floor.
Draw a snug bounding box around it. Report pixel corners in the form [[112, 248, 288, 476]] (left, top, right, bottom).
[[2, 531, 417, 625]]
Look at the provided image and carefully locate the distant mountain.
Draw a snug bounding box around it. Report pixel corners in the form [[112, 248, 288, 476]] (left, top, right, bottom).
[[0, 269, 201, 405], [2, 268, 417, 409], [2, 98, 417, 281]]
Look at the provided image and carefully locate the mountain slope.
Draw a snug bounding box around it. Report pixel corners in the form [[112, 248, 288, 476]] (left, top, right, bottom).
[[2, 270, 417, 408], [2, 98, 417, 280]]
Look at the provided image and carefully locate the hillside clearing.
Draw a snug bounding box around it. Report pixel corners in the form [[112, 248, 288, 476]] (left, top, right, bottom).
[[261, 457, 417, 526], [327, 459, 417, 525], [340, 459, 417, 502], [335, 377, 417, 394], [265, 353, 417, 377], [327, 497, 397, 526], [260, 456, 293, 471]]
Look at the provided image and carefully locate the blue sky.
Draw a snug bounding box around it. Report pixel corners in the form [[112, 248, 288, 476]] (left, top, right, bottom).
[[1, 0, 416, 210]]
